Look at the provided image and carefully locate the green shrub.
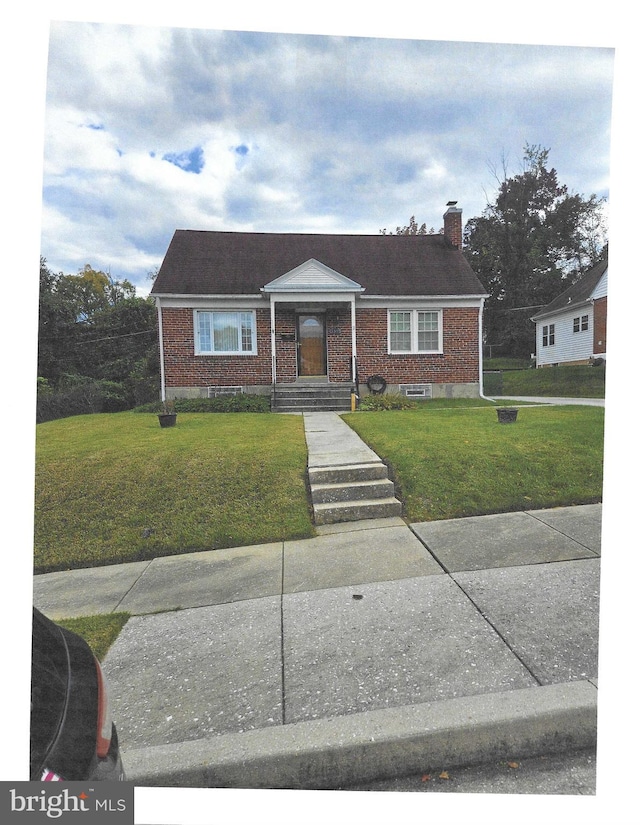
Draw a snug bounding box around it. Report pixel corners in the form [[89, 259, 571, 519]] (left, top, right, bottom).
[[358, 393, 417, 411], [37, 377, 54, 396], [36, 376, 129, 422], [133, 394, 271, 413]]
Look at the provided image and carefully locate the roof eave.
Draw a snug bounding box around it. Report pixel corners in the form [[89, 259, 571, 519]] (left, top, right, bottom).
[[531, 297, 593, 322]]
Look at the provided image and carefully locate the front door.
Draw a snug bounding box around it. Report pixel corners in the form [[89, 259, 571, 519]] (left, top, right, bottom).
[[297, 313, 326, 376]]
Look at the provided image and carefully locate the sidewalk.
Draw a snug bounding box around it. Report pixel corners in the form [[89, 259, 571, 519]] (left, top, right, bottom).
[[491, 396, 604, 406], [33, 509, 601, 790], [32, 413, 601, 790]]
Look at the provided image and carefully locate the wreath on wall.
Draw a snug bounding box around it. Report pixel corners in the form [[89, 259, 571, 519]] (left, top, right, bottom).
[[366, 375, 387, 395]]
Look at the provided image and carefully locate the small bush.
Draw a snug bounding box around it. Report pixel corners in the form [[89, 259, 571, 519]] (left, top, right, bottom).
[[133, 394, 271, 414], [358, 393, 417, 411]]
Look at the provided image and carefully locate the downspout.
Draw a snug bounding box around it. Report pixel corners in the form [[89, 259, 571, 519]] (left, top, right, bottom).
[[270, 297, 277, 385], [478, 297, 493, 401], [157, 300, 166, 402], [350, 295, 357, 385]]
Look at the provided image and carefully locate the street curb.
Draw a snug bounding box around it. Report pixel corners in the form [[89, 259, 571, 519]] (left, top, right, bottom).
[[122, 680, 597, 789]]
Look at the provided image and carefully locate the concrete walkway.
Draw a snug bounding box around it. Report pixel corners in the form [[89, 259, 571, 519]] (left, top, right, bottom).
[[304, 410, 382, 468], [304, 412, 402, 523], [491, 396, 604, 406], [33, 500, 601, 789]]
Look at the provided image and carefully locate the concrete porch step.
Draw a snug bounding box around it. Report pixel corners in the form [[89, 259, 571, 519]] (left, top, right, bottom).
[[274, 386, 353, 397], [276, 400, 352, 413], [311, 478, 396, 505], [272, 383, 354, 413], [313, 497, 403, 525]]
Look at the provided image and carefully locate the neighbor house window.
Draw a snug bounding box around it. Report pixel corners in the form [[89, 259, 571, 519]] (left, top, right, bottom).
[[388, 310, 441, 353], [573, 315, 589, 332], [195, 310, 257, 355], [542, 324, 555, 347]]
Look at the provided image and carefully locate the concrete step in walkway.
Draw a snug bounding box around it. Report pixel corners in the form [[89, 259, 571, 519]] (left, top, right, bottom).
[[304, 412, 403, 525]]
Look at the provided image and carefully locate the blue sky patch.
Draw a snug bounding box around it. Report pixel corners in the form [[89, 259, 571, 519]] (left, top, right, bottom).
[[162, 146, 205, 173], [233, 144, 250, 170]]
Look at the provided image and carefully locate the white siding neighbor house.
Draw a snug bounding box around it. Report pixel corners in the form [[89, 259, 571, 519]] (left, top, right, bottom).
[[531, 256, 608, 367]]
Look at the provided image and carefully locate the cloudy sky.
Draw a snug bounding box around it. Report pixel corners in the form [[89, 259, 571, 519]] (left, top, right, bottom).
[[41, 20, 614, 295]]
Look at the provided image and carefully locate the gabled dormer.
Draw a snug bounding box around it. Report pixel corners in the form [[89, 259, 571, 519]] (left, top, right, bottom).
[[261, 259, 365, 295]]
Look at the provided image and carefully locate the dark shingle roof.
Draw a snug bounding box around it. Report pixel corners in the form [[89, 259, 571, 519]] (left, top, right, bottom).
[[532, 256, 608, 320], [151, 230, 486, 297]]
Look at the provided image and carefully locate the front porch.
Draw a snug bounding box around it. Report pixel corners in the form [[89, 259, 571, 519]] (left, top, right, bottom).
[[263, 259, 363, 388]]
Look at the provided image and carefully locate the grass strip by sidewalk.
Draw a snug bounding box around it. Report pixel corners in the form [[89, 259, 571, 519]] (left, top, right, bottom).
[[344, 404, 604, 522], [35, 412, 313, 573], [57, 613, 130, 661]]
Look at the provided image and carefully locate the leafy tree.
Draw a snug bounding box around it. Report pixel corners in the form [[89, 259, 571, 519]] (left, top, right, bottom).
[[80, 296, 159, 405], [55, 265, 136, 324], [38, 258, 79, 384], [380, 215, 436, 235], [38, 258, 158, 415], [464, 145, 607, 357]]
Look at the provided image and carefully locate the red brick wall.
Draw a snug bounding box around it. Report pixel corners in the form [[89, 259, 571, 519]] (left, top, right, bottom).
[[593, 296, 607, 354], [355, 307, 479, 383], [274, 307, 297, 383], [161, 307, 272, 387], [161, 304, 480, 388], [327, 306, 353, 382]]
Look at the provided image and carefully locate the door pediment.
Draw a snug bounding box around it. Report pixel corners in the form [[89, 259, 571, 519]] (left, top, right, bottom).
[[262, 259, 364, 293]]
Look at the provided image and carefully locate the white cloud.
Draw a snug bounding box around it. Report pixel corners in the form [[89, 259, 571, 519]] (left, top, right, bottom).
[[40, 23, 614, 290]]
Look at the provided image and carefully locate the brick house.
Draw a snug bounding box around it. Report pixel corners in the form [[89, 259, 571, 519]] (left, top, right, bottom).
[[531, 255, 608, 368], [151, 203, 489, 410]]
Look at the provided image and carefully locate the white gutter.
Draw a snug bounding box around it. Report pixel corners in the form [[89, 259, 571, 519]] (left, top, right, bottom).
[[270, 297, 277, 384], [156, 300, 166, 402], [350, 294, 357, 383], [477, 297, 493, 401]]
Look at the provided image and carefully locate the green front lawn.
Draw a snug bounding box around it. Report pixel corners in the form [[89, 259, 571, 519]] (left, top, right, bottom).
[[35, 403, 604, 574], [35, 412, 313, 573], [344, 404, 604, 522]]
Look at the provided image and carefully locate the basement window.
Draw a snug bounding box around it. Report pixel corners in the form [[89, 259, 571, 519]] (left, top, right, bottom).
[[399, 384, 433, 398], [208, 386, 243, 397]]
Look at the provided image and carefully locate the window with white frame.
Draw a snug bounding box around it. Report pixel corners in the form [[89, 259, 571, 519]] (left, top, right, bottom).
[[573, 315, 589, 333], [195, 310, 257, 355], [542, 323, 555, 347], [388, 310, 441, 353]]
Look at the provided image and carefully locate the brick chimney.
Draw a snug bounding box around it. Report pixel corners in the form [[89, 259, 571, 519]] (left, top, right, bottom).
[[443, 201, 463, 249]]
